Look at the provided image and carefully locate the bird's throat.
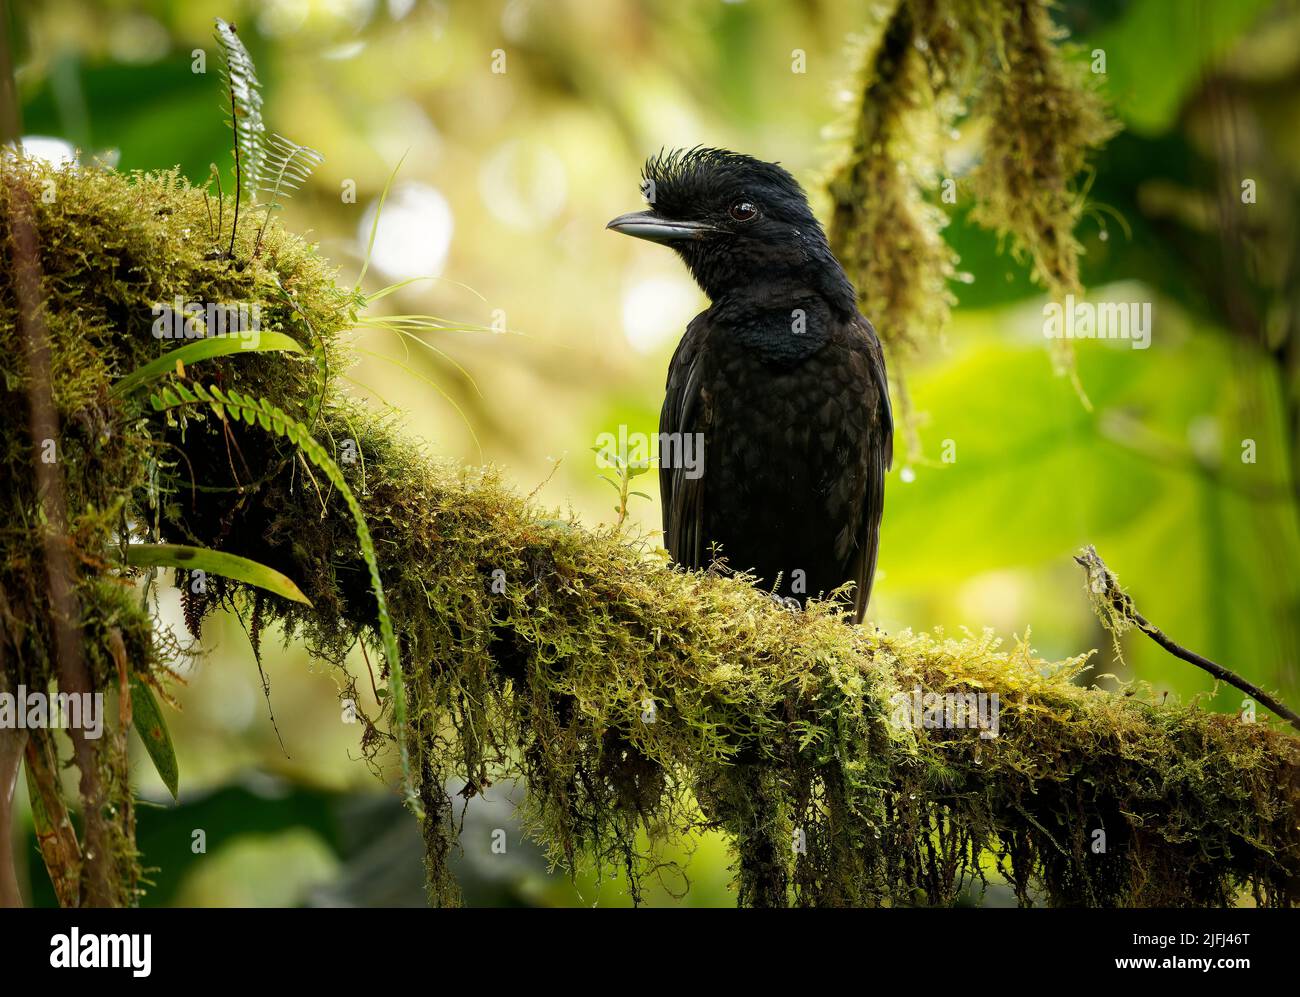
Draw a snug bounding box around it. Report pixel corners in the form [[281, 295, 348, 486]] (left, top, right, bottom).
[[708, 292, 837, 365]]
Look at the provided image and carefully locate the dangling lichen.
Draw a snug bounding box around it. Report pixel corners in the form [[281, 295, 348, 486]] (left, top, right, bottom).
[[826, 0, 961, 463], [827, 0, 1118, 447], [966, 0, 1118, 398], [1075, 543, 1138, 661]]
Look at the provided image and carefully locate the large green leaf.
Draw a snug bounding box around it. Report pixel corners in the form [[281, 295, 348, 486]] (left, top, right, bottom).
[[123, 543, 312, 606], [881, 293, 1300, 703], [1086, 0, 1273, 135], [110, 331, 304, 397]]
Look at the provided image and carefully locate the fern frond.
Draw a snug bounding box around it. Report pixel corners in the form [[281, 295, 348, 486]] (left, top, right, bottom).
[[258, 133, 323, 203], [148, 381, 418, 813], [254, 134, 324, 255], [214, 18, 265, 203]]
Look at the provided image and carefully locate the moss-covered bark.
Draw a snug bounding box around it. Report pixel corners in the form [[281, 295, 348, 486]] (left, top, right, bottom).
[[2, 161, 1298, 908]]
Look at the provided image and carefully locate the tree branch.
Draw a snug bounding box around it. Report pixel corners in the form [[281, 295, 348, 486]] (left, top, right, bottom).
[[1074, 544, 1300, 734], [4, 160, 1299, 908]]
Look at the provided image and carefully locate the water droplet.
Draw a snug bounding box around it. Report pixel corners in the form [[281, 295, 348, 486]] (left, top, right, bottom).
[[900, 466, 916, 483], [955, 271, 975, 284], [1098, 228, 1109, 242]]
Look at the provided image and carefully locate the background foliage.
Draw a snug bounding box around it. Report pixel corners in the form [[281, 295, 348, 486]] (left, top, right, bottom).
[[8, 0, 1300, 906]]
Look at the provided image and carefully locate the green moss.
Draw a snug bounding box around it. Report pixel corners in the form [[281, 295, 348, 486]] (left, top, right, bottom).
[[0, 157, 354, 905], [826, 0, 1118, 449], [3, 160, 1298, 909]]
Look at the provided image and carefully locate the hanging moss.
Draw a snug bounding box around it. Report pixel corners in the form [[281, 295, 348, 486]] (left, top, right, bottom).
[[2, 159, 1298, 909], [827, 0, 1118, 450]]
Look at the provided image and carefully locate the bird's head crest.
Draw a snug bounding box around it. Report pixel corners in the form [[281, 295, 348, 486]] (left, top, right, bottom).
[[608, 147, 852, 306]]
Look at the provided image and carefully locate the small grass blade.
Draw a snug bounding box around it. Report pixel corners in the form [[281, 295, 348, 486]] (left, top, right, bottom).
[[362, 274, 487, 304], [353, 150, 408, 294]]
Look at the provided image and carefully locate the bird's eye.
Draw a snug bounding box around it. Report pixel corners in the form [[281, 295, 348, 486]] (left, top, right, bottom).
[[729, 200, 758, 222]]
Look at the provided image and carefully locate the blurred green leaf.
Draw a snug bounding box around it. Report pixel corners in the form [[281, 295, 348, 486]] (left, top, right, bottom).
[[130, 676, 179, 801], [1086, 0, 1273, 135]]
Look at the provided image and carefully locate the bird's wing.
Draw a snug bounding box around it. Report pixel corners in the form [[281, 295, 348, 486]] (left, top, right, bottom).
[[848, 316, 893, 623], [660, 313, 710, 569]]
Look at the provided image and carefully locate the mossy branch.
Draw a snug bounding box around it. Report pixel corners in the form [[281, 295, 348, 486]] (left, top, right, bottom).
[[3, 161, 1299, 910], [148, 380, 418, 811]]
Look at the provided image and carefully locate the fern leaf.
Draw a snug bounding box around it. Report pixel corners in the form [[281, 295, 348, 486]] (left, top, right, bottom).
[[214, 18, 265, 203], [149, 382, 418, 813], [259, 133, 323, 203], [254, 134, 324, 254]]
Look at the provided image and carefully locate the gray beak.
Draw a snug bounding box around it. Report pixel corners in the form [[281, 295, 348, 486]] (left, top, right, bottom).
[[606, 210, 718, 244]]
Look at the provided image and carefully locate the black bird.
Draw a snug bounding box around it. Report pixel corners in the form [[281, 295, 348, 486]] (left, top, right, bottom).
[[607, 148, 893, 622]]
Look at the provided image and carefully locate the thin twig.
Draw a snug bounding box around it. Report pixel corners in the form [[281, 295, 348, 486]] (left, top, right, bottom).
[[214, 167, 225, 249], [1074, 545, 1300, 733], [358, 637, 381, 705], [203, 188, 215, 242]]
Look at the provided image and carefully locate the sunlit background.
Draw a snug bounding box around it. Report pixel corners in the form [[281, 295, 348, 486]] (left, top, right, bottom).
[[8, 0, 1300, 906]]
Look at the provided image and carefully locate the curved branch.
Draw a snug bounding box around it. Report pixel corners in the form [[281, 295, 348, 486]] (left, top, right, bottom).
[[1075, 544, 1300, 733]]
